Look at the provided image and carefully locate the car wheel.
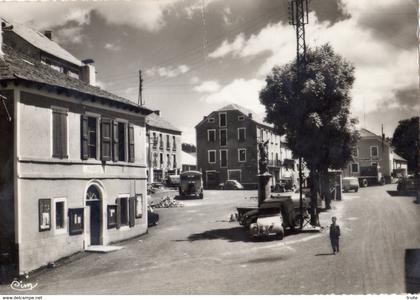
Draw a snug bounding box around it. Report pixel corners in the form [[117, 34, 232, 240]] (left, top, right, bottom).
[[276, 229, 285, 240], [199, 192, 203, 199], [355, 188, 358, 192]]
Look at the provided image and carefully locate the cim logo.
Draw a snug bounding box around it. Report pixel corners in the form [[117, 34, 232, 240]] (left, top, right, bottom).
[[10, 280, 38, 291]]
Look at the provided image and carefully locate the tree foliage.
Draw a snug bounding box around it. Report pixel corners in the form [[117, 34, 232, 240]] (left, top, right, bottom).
[[391, 116, 419, 172], [259, 44, 359, 218], [182, 143, 197, 153]]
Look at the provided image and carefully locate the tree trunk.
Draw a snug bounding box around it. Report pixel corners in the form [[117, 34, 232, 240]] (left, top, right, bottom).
[[321, 169, 332, 210], [309, 170, 319, 226]]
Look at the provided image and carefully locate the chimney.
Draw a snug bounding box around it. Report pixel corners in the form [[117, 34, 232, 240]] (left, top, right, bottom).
[[44, 30, 52, 40], [154, 110, 160, 116], [248, 113, 253, 119], [80, 59, 96, 86]]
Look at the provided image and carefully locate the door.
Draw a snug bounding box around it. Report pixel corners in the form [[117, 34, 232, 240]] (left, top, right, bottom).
[[87, 201, 101, 245]]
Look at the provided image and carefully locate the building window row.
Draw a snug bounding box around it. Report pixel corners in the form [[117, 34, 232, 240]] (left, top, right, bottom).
[[207, 149, 247, 165], [152, 152, 177, 169], [80, 115, 135, 162], [151, 132, 177, 152], [207, 128, 247, 144]]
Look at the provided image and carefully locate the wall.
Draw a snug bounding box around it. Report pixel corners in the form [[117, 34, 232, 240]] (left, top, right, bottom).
[[14, 87, 148, 274], [0, 89, 17, 280]]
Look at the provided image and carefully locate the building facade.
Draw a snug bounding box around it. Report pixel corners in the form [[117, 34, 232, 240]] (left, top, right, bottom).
[[196, 104, 297, 189], [343, 128, 408, 179], [0, 21, 152, 278], [146, 112, 182, 183]]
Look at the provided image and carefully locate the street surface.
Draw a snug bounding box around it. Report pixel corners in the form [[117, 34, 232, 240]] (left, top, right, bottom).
[[1, 184, 419, 294]]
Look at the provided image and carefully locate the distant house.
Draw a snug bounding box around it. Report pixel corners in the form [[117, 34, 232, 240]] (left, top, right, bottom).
[[0, 20, 153, 278], [181, 150, 197, 172], [195, 104, 297, 189], [343, 128, 408, 179], [145, 111, 182, 183]]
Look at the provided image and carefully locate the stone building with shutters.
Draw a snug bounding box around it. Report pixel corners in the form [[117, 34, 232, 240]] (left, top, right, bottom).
[[145, 111, 182, 183], [195, 104, 297, 189], [0, 20, 153, 279]]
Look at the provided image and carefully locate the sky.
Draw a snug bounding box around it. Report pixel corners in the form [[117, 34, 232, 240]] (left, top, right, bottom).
[[1, 0, 418, 144]]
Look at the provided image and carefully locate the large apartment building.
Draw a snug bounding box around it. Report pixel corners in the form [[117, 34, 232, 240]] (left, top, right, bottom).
[[196, 104, 296, 189]]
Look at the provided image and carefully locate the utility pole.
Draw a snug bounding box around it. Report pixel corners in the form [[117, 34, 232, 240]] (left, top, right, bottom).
[[138, 69, 143, 106], [288, 0, 309, 229]]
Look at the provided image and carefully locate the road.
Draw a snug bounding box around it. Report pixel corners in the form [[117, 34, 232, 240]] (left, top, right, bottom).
[[1, 184, 419, 294]]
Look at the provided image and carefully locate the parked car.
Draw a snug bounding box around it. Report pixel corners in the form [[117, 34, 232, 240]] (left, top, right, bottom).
[[397, 176, 417, 194], [342, 177, 360, 192], [219, 180, 244, 190], [148, 205, 159, 226], [272, 179, 295, 192]]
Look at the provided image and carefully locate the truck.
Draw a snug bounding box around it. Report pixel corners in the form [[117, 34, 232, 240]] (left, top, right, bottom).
[[357, 165, 385, 187]]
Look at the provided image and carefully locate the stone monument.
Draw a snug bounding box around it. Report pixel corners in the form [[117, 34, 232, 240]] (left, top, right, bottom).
[[257, 140, 272, 207]]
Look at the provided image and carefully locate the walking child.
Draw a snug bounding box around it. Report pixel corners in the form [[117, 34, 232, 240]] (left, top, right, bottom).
[[329, 216, 340, 254]]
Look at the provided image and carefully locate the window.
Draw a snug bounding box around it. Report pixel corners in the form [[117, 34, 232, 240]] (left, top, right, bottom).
[[55, 200, 65, 230], [167, 154, 170, 168], [173, 154, 177, 168], [371, 162, 378, 167], [351, 163, 359, 173], [371, 146, 378, 158], [159, 134, 163, 149], [152, 132, 157, 149], [88, 117, 97, 159], [82, 116, 97, 159], [238, 149, 246, 162], [208, 150, 216, 164], [353, 147, 359, 157], [172, 136, 176, 151], [208, 129, 216, 142], [220, 129, 227, 147], [208, 117, 215, 123], [117, 122, 126, 161], [238, 128, 246, 142], [238, 115, 245, 121], [52, 108, 68, 159], [219, 112, 227, 127], [120, 197, 129, 226], [166, 135, 170, 150], [220, 149, 228, 168], [159, 153, 163, 168], [39, 198, 51, 232]]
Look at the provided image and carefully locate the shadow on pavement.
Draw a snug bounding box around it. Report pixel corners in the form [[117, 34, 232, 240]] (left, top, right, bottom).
[[173, 195, 202, 201], [315, 253, 335, 256], [246, 255, 286, 264], [405, 249, 420, 294], [387, 191, 416, 197], [176, 227, 253, 243]]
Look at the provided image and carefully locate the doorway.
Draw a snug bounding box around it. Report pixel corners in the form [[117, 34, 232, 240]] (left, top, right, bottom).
[[86, 185, 102, 246]]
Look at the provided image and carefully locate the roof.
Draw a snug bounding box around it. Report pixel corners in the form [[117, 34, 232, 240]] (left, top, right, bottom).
[[4, 20, 83, 67], [181, 151, 197, 166], [196, 103, 273, 129], [359, 128, 380, 138], [146, 112, 181, 133], [0, 45, 153, 115], [393, 152, 407, 162]]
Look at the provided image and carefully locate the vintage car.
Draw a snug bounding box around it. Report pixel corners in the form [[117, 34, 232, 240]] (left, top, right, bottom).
[[397, 176, 417, 194], [219, 180, 244, 190], [179, 171, 203, 199], [342, 177, 360, 193]]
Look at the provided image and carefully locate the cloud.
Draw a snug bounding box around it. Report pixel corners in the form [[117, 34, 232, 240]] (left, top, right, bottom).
[[208, 3, 417, 117], [104, 43, 122, 52], [200, 78, 265, 114], [146, 65, 190, 78], [54, 26, 85, 44], [193, 80, 221, 93]]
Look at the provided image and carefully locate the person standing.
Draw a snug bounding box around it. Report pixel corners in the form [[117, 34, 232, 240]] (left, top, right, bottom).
[[330, 216, 340, 254]]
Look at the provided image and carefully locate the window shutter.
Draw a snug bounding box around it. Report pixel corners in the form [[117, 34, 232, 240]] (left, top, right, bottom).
[[61, 112, 68, 158], [101, 118, 112, 161], [128, 124, 135, 163], [52, 111, 62, 158], [116, 198, 121, 229], [129, 196, 135, 227], [81, 115, 89, 160], [112, 120, 119, 162]]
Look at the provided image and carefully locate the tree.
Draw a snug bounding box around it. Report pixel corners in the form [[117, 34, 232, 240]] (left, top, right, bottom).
[[182, 143, 197, 153], [260, 44, 359, 224], [391, 116, 419, 173]]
